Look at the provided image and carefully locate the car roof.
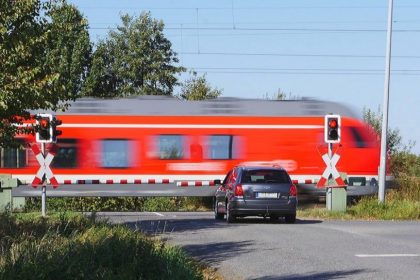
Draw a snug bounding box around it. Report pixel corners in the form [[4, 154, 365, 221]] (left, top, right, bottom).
[[236, 165, 287, 172]]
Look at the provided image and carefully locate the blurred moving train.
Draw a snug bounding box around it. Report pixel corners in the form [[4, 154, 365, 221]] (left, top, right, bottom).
[[1, 96, 388, 195]]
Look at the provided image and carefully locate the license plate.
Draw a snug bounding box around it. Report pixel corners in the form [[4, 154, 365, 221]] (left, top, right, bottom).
[[256, 192, 278, 198]]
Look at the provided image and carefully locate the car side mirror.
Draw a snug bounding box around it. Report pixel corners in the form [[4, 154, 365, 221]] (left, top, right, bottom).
[[214, 179, 222, 185]]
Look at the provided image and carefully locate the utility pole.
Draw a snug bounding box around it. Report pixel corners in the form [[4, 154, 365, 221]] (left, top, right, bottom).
[[379, 0, 394, 203]]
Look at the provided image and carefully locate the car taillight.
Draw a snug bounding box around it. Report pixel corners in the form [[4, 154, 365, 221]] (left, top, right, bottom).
[[234, 184, 244, 197], [289, 184, 297, 197]]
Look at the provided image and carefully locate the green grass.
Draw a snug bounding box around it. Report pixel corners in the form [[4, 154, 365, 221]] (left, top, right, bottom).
[[0, 212, 220, 280], [24, 197, 213, 212], [298, 189, 420, 221], [298, 159, 420, 221]]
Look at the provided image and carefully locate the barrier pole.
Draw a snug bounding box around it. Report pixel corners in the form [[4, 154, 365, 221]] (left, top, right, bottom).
[[41, 143, 47, 217]]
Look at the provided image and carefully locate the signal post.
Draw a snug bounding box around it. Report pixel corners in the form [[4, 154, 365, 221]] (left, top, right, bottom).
[[34, 113, 62, 216], [318, 114, 347, 212]]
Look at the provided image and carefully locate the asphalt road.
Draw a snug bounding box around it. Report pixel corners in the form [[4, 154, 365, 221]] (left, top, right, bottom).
[[99, 212, 420, 280]]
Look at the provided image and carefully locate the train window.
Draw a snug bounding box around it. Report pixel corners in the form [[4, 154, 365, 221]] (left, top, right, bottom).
[[349, 127, 367, 148], [0, 140, 27, 168], [52, 139, 78, 168], [159, 135, 185, 159], [205, 135, 234, 160], [101, 139, 130, 168]]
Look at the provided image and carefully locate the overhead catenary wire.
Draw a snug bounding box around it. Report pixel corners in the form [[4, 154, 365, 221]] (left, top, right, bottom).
[[82, 4, 420, 78], [190, 67, 419, 72], [178, 51, 420, 59], [89, 26, 420, 33], [78, 5, 420, 11], [192, 71, 420, 76]]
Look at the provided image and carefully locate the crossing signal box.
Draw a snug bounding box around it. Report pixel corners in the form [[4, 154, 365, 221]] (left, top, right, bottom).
[[52, 117, 62, 142], [324, 115, 341, 144], [35, 114, 62, 143], [36, 114, 53, 143]]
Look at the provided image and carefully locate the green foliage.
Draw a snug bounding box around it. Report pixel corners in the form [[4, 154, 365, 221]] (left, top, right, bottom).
[[298, 195, 420, 220], [362, 107, 406, 155], [46, 0, 92, 98], [179, 71, 222, 100], [348, 196, 420, 220], [143, 197, 181, 212], [392, 176, 420, 202], [263, 88, 300, 100], [83, 12, 185, 98], [0, 213, 204, 279], [391, 150, 420, 177], [363, 107, 419, 185], [24, 197, 213, 212], [0, 0, 91, 147]]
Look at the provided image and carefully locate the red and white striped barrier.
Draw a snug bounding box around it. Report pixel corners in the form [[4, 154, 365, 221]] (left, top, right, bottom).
[[31, 144, 59, 188], [292, 179, 319, 185], [176, 181, 217, 187], [14, 173, 377, 187], [60, 178, 172, 185]]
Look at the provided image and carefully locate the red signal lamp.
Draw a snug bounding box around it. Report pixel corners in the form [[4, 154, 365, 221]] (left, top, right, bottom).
[[40, 118, 49, 128], [328, 119, 337, 128]]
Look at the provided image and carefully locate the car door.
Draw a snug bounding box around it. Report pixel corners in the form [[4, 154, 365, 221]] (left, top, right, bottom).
[[215, 169, 232, 203]]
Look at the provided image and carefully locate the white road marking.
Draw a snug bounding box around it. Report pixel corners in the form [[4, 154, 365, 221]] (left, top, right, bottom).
[[355, 254, 419, 258], [152, 212, 164, 217]]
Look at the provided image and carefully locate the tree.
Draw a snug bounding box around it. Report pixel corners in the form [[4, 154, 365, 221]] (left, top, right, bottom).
[[179, 72, 222, 100], [0, 0, 91, 147], [263, 88, 300, 100], [363, 107, 418, 177], [363, 107, 404, 155], [46, 1, 92, 99], [83, 12, 184, 98]]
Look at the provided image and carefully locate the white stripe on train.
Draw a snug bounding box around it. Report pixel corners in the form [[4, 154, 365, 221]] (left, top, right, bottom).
[[61, 124, 323, 129]]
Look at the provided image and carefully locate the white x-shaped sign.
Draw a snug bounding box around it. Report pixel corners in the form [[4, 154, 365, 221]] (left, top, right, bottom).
[[31, 144, 59, 187], [321, 153, 341, 180], [317, 153, 345, 187]]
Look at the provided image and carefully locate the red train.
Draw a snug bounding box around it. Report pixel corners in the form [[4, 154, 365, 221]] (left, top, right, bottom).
[[2, 96, 388, 195]]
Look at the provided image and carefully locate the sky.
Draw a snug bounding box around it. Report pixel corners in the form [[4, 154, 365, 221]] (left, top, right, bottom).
[[68, 0, 420, 154]]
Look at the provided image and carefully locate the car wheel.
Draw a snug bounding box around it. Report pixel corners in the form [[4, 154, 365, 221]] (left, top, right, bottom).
[[226, 202, 236, 223], [285, 214, 296, 224], [214, 200, 224, 220], [270, 215, 279, 222]]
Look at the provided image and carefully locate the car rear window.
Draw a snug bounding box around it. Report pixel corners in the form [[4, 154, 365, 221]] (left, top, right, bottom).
[[242, 169, 290, 184]]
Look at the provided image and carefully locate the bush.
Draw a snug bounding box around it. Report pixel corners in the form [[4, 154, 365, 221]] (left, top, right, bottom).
[[348, 195, 420, 220], [0, 213, 204, 280], [24, 197, 213, 213]]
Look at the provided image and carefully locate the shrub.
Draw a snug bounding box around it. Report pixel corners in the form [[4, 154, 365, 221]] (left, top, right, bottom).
[[24, 197, 213, 213], [0, 213, 204, 280]]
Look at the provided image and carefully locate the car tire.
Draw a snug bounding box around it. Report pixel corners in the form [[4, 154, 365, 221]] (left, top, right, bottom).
[[214, 200, 224, 220], [270, 215, 279, 222], [226, 202, 236, 223], [285, 214, 296, 224]]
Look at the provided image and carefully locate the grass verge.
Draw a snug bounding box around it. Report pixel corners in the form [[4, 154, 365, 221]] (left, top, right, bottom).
[[0, 212, 221, 280], [298, 190, 420, 221], [24, 197, 213, 212]]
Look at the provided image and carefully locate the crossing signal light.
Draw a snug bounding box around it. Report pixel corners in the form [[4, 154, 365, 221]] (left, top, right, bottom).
[[36, 114, 53, 143], [52, 117, 62, 142], [324, 115, 341, 144]]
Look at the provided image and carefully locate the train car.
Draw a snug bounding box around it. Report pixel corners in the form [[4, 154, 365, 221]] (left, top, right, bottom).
[[1, 96, 388, 196]]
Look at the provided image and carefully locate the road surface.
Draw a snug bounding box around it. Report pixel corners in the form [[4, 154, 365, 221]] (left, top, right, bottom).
[[99, 211, 420, 280]]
